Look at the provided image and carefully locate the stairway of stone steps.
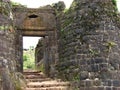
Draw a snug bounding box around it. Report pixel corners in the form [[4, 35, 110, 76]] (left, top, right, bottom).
[[23, 70, 71, 90]]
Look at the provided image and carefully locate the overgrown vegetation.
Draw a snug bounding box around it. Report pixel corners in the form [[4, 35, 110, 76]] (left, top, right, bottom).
[[105, 41, 116, 52], [112, 0, 117, 6], [0, 25, 13, 31], [23, 46, 35, 69], [52, 1, 65, 13], [10, 1, 27, 7]]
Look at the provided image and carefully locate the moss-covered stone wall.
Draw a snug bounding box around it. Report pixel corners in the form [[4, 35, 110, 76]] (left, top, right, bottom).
[[0, 0, 25, 90], [56, 0, 120, 89]]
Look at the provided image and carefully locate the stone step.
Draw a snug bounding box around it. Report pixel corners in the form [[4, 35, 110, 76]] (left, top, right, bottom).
[[24, 70, 40, 73], [24, 73, 42, 76], [26, 78, 52, 82], [23, 72, 43, 75], [24, 72, 44, 75], [25, 75, 46, 79], [25, 86, 69, 90], [27, 81, 70, 88], [23, 70, 71, 90]]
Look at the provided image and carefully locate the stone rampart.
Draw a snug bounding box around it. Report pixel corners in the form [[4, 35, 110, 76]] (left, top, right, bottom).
[[0, 1, 25, 90], [56, 0, 120, 89]]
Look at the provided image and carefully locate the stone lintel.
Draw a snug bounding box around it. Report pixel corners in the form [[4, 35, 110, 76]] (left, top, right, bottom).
[[22, 30, 48, 36], [19, 27, 55, 31]]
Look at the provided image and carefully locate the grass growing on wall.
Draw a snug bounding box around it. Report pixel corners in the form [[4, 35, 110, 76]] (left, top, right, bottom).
[[23, 47, 35, 70]]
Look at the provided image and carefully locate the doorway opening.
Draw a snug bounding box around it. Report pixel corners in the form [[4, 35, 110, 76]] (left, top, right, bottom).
[[23, 36, 41, 70]]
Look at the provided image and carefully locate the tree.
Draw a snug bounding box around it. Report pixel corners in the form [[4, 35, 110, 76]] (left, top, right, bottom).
[[52, 1, 66, 12], [112, 0, 117, 6]]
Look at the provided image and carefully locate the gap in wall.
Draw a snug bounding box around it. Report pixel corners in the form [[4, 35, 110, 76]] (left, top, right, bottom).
[[23, 36, 41, 70]]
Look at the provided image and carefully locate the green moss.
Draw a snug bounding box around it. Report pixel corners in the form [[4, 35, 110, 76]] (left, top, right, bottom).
[[11, 72, 26, 90], [63, 17, 74, 28], [74, 88, 79, 90], [72, 74, 80, 81], [105, 41, 116, 52], [0, 25, 13, 30], [15, 81, 22, 90], [89, 49, 99, 57]]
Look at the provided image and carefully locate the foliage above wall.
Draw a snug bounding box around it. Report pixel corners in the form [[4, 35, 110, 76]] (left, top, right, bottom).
[[112, 0, 117, 6], [52, 1, 66, 12], [10, 1, 27, 8]]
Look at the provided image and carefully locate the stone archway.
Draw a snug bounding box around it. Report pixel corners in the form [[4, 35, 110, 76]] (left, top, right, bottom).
[[13, 6, 58, 76]]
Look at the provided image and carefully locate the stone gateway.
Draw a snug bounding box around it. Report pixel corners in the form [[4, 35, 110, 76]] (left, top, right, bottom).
[[0, 0, 120, 90]]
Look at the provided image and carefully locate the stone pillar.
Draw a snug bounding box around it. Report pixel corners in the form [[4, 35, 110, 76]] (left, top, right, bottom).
[[43, 36, 50, 76], [15, 30, 23, 72], [48, 30, 58, 78]]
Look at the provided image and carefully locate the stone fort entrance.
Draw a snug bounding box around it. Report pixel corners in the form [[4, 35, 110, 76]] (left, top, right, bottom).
[[13, 6, 58, 76], [1, 0, 120, 90]]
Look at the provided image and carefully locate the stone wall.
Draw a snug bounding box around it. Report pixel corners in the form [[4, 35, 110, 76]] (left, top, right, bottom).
[[56, 0, 120, 89], [35, 38, 44, 70], [0, 1, 25, 90], [35, 30, 58, 78]]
